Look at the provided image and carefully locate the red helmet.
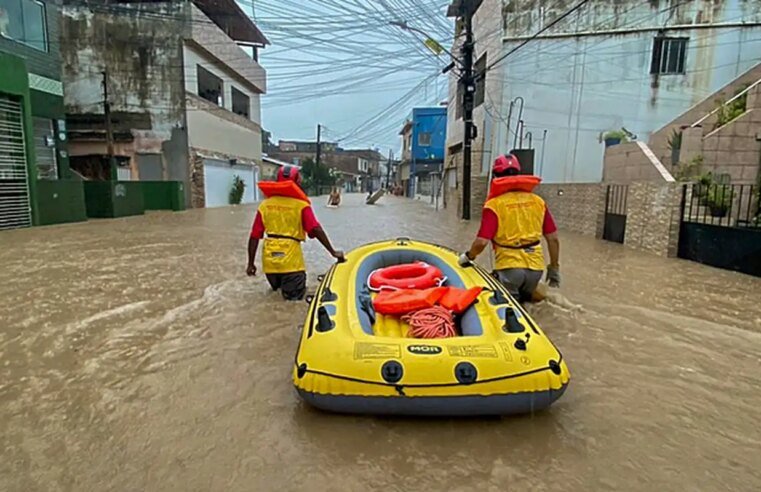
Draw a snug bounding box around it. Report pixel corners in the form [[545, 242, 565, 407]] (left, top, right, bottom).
[[277, 166, 302, 184], [493, 154, 521, 174]]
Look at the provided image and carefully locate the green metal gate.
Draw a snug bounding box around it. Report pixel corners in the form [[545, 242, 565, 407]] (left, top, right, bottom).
[[0, 96, 32, 230]]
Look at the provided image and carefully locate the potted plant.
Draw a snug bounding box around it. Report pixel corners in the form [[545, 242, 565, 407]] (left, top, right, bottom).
[[667, 129, 682, 166], [603, 130, 628, 147], [705, 184, 732, 218]]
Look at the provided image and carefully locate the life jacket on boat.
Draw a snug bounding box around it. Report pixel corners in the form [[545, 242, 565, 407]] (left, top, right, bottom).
[[373, 287, 447, 316], [484, 175, 545, 271], [256, 181, 310, 274], [368, 262, 445, 291], [438, 286, 483, 314]]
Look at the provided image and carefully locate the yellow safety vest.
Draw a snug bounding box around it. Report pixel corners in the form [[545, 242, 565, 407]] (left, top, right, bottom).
[[484, 191, 546, 271], [259, 196, 308, 274]]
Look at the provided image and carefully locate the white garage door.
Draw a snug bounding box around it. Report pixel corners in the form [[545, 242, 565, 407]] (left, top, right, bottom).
[[203, 159, 259, 208]]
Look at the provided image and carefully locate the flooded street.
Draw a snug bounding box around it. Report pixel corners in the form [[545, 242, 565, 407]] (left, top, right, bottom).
[[2, 193, 761, 491]]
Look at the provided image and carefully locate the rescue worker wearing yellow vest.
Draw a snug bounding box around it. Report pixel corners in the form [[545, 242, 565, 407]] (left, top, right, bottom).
[[458, 154, 561, 303], [246, 166, 345, 300]]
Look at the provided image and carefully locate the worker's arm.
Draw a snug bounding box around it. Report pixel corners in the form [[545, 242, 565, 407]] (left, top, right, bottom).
[[466, 237, 490, 260], [542, 207, 561, 287], [459, 209, 496, 266], [544, 231, 560, 268], [303, 206, 344, 262], [312, 227, 345, 262], [246, 237, 259, 276], [247, 211, 264, 276]]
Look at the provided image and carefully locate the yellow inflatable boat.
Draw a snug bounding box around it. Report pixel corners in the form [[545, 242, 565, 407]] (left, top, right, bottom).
[[293, 238, 570, 416]]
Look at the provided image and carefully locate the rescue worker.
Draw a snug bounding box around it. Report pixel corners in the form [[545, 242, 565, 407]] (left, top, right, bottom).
[[458, 154, 561, 303], [246, 166, 345, 300]]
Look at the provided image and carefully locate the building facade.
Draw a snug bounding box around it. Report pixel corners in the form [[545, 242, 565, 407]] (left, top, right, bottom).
[[61, 0, 268, 208], [444, 0, 761, 219], [0, 0, 86, 230], [399, 106, 447, 197]]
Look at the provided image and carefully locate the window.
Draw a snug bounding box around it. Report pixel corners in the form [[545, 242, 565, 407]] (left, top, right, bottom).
[[474, 54, 486, 107], [231, 86, 250, 119], [197, 65, 223, 106], [0, 0, 48, 51], [650, 37, 687, 75], [33, 117, 57, 179], [418, 131, 432, 147]]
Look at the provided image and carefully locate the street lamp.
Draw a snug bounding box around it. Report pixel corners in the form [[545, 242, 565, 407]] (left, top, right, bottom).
[[389, 20, 462, 68]]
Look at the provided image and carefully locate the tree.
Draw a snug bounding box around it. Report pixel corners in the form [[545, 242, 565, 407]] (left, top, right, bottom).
[[300, 157, 337, 195]]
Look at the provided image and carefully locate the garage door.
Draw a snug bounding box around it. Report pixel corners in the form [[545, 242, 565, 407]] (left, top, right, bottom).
[[0, 96, 32, 230], [203, 159, 258, 208]]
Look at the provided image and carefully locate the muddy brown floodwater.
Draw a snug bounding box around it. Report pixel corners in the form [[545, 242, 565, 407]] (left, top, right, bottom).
[[2, 193, 761, 491]]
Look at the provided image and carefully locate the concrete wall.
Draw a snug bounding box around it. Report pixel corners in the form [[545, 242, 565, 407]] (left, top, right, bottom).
[[495, 0, 761, 183], [698, 84, 761, 184], [186, 93, 262, 162], [444, 0, 504, 219], [535, 183, 605, 238], [649, 63, 761, 167], [183, 43, 262, 128], [603, 142, 669, 183], [534, 182, 683, 257], [187, 4, 266, 94], [61, 1, 191, 204]]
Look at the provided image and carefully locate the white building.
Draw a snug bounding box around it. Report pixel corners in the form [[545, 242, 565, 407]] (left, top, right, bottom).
[[444, 0, 761, 218], [184, 1, 268, 207], [494, 0, 761, 183], [62, 0, 268, 208]]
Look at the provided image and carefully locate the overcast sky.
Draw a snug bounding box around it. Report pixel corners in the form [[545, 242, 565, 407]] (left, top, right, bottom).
[[246, 0, 452, 156]]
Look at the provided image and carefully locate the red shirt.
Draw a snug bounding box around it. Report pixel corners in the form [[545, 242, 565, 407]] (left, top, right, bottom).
[[477, 206, 557, 240], [250, 206, 321, 239]]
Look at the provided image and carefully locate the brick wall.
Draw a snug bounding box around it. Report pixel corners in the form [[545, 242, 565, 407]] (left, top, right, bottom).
[[624, 183, 682, 257], [649, 62, 761, 168], [535, 183, 605, 238], [603, 142, 667, 183]]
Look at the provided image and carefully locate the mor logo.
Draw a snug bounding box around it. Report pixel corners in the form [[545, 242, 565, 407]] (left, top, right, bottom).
[[407, 345, 442, 355]]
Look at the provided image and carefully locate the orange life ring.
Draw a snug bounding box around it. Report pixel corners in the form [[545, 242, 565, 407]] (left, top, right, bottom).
[[258, 180, 311, 203], [487, 175, 541, 200], [368, 262, 446, 291]]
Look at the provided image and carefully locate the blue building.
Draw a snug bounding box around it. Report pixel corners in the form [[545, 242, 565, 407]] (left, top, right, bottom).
[[399, 106, 446, 197]]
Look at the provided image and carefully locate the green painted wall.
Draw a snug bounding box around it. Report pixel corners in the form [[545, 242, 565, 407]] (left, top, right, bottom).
[[35, 180, 87, 225], [30, 88, 71, 179], [141, 181, 186, 211], [84, 181, 145, 218], [0, 52, 39, 225]]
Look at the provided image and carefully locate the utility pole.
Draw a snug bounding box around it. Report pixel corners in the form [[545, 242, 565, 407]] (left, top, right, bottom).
[[386, 149, 393, 189], [102, 70, 116, 180], [315, 124, 322, 167], [447, 0, 481, 220]]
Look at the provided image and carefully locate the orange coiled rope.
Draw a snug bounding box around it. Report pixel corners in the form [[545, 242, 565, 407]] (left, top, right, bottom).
[[402, 306, 457, 339]]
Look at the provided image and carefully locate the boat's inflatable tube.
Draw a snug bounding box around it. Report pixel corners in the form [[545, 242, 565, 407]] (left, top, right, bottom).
[[258, 180, 310, 203], [293, 238, 570, 416], [368, 261, 445, 291], [487, 175, 541, 200]]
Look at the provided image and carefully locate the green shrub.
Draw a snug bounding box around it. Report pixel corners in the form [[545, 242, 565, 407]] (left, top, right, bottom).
[[229, 175, 246, 205], [603, 130, 628, 142]]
